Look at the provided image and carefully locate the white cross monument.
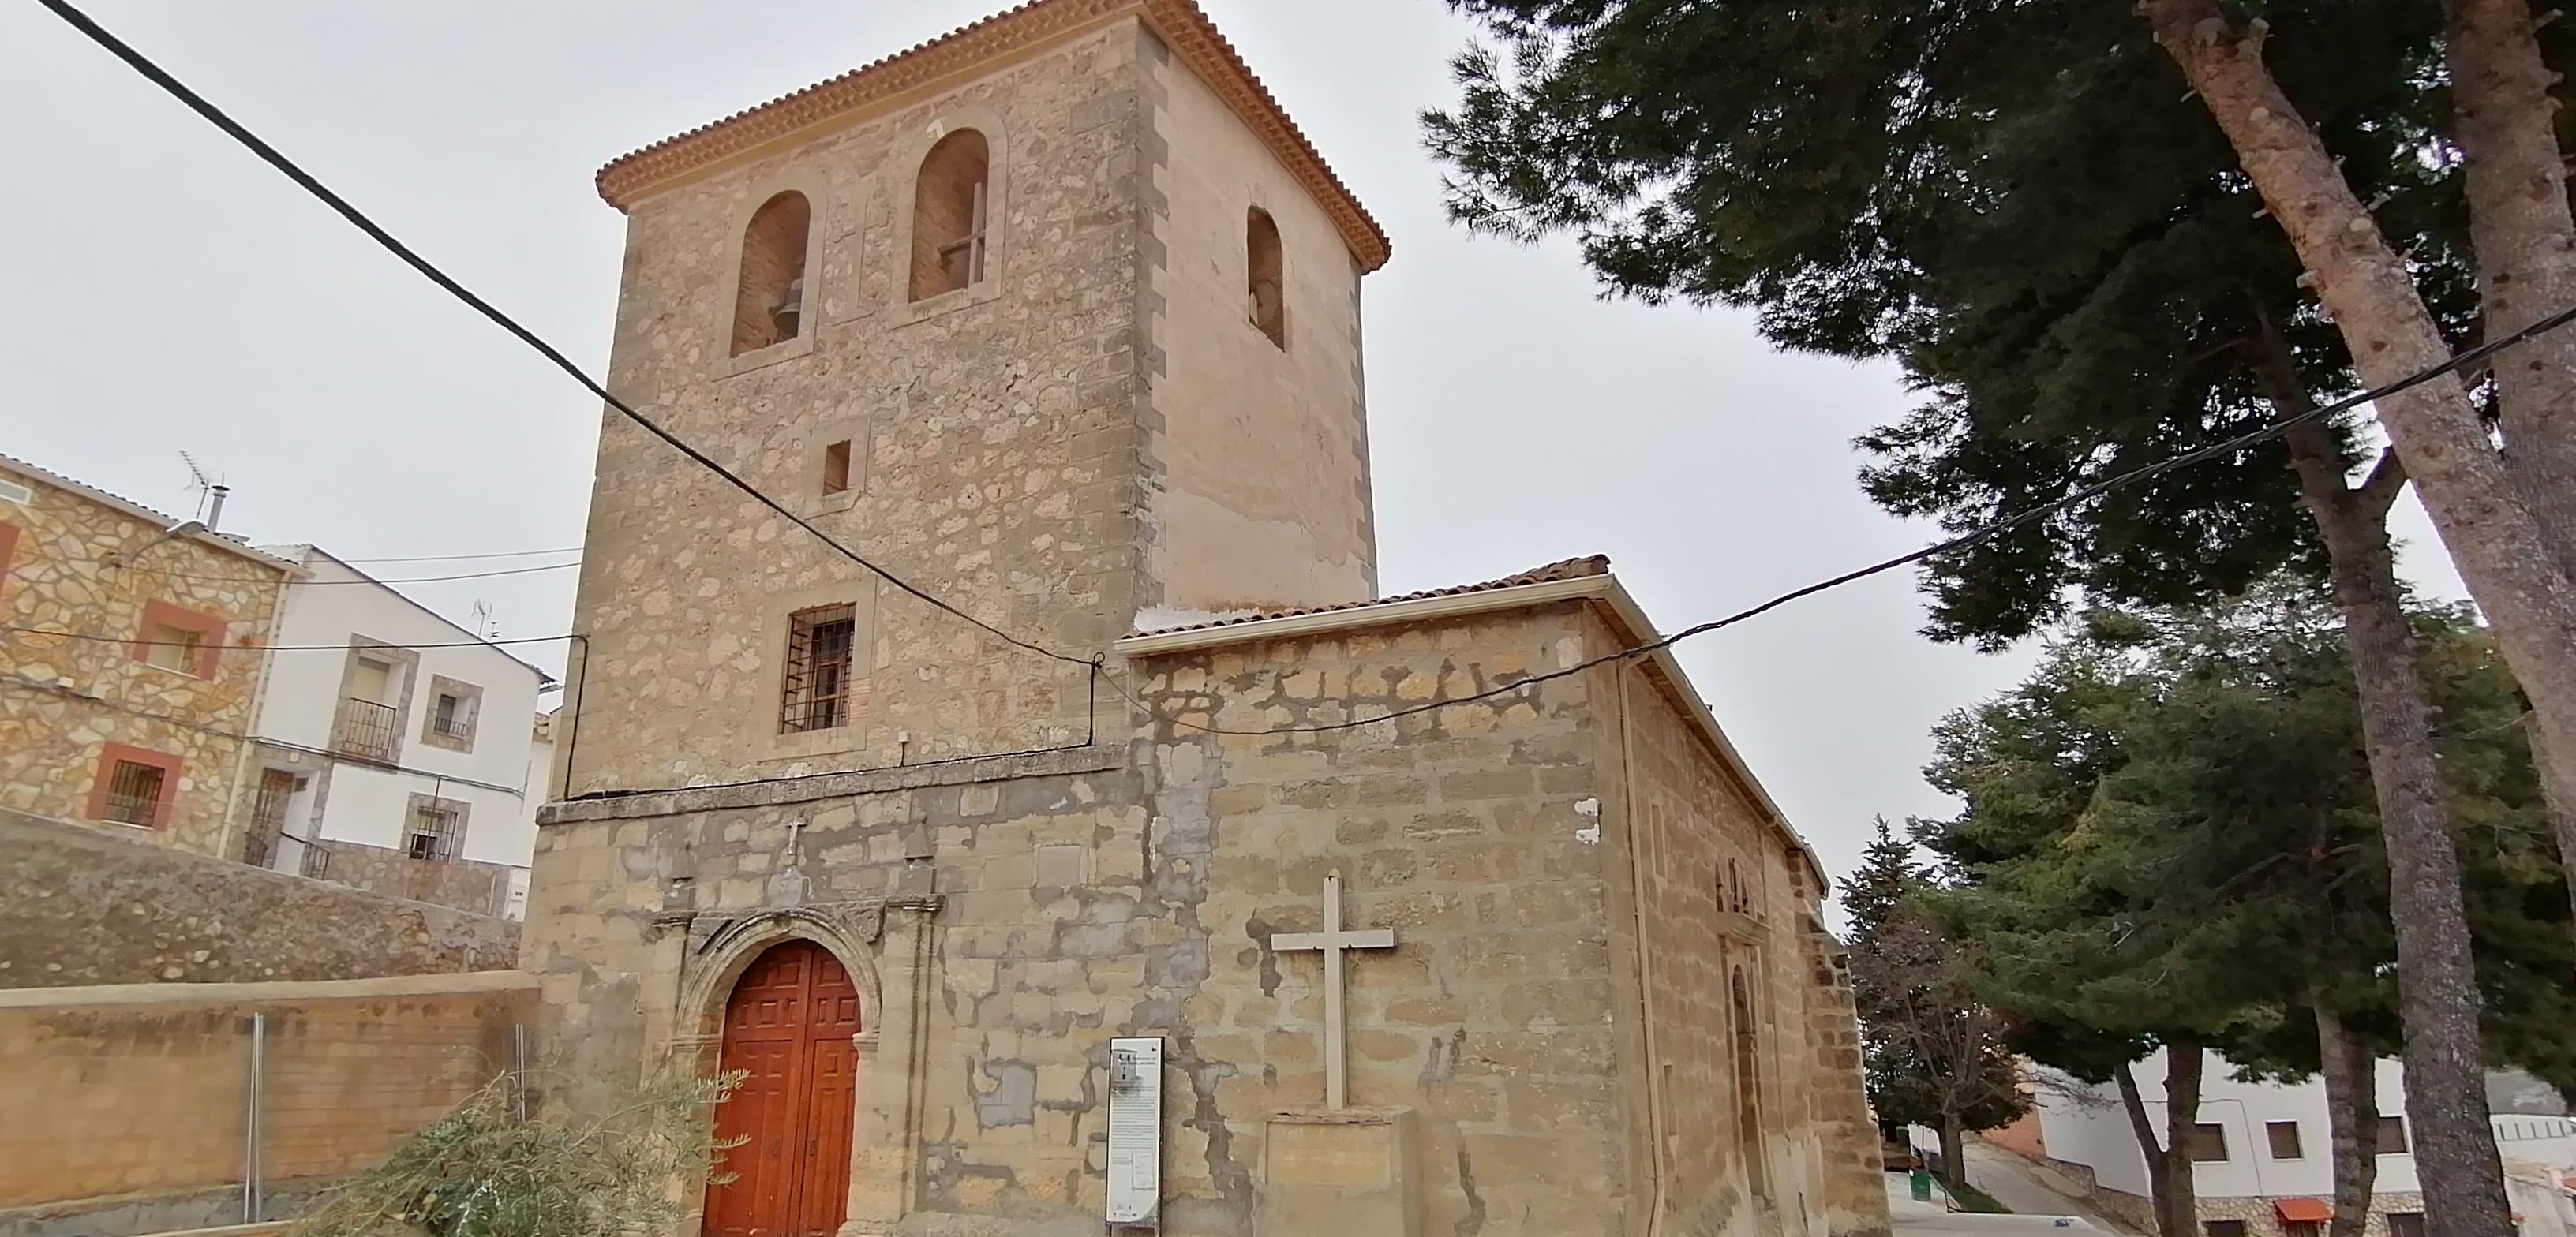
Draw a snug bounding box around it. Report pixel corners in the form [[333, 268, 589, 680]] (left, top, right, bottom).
[[1269, 869, 1398, 1110]]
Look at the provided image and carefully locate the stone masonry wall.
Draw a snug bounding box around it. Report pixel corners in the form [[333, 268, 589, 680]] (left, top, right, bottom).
[[526, 598, 1875, 1237], [1140, 604, 1628, 1236], [527, 603, 1638, 1236], [0, 973, 534, 1215], [562, 22, 1153, 795], [0, 462, 290, 856], [311, 837, 518, 918], [0, 809, 519, 988]]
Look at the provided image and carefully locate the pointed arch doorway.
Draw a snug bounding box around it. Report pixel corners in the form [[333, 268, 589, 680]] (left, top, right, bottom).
[[704, 940, 863, 1237]]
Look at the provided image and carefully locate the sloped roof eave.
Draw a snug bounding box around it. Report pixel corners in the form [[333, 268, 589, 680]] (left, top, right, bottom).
[[1113, 566, 1833, 893], [591, 0, 1390, 272]]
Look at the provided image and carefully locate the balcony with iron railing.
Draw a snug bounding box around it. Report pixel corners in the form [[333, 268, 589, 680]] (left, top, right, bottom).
[[333, 697, 399, 763]]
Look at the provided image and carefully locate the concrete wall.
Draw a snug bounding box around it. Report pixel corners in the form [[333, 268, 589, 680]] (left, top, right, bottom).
[[0, 460, 292, 858], [0, 972, 534, 1229], [249, 548, 546, 874], [1142, 39, 1375, 613], [0, 808, 519, 988]]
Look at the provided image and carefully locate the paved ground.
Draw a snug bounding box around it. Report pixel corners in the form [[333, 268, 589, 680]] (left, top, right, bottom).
[[1886, 1174, 2102, 1235], [1960, 1142, 2146, 1235]]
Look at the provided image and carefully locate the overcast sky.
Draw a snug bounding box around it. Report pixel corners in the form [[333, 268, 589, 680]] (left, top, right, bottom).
[[0, 0, 2470, 900]]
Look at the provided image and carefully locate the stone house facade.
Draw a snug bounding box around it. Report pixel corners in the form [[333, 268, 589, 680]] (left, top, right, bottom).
[[0, 453, 294, 857], [522, 3, 1890, 1235]]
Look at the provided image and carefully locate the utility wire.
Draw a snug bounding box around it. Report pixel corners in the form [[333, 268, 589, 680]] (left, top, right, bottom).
[[1103, 298, 2576, 736], [35, 0, 2576, 745], [126, 559, 580, 586], [3, 624, 578, 652], [32, 0, 1091, 671], [336, 547, 583, 564]]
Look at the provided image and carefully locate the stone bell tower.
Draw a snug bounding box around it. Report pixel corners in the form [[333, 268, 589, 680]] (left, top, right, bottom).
[[556, 0, 1390, 796]]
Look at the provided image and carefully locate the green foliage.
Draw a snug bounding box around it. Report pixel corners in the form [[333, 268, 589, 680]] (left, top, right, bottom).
[[1847, 817, 2027, 1137], [286, 1070, 743, 1237], [1915, 577, 2574, 1087], [1423, 1, 2573, 647]]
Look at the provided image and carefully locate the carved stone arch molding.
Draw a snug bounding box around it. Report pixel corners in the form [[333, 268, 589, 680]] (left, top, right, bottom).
[[672, 900, 889, 1045]]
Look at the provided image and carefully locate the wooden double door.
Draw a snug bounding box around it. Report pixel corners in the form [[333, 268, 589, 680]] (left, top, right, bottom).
[[704, 940, 862, 1237]]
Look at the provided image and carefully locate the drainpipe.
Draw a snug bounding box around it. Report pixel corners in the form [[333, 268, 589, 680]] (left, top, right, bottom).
[[1616, 669, 1672, 1237], [243, 1011, 266, 1224]]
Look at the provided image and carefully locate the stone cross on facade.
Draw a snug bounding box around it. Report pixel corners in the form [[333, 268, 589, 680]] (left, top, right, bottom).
[[1270, 869, 1398, 1109]]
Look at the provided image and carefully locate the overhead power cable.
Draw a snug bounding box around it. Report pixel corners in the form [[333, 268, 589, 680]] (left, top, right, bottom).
[[2, 624, 578, 652], [335, 546, 584, 564], [36, 0, 2576, 748], [128, 558, 581, 586], [32, 0, 1090, 671], [1103, 298, 2576, 736]]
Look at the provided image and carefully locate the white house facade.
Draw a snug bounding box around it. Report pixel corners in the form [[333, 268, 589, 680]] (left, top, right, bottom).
[[240, 547, 551, 917], [2022, 1049, 2575, 1237]]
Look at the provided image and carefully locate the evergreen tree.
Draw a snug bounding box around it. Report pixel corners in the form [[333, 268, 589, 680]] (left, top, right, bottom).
[[1843, 817, 2025, 1190], [1423, 6, 2576, 1229], [1919, 582, 2573, 1236]]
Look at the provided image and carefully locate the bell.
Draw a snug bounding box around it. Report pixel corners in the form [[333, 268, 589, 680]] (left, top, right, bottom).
[[773, 277, 804, 329]]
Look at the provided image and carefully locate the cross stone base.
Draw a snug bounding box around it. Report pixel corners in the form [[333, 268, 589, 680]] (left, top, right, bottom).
[[1258, 1107, 1418, 1237]]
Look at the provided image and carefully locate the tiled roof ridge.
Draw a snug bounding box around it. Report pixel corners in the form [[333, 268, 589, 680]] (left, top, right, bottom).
[[592, 0, 1391, 273], [1126, 555, 1611, 637]]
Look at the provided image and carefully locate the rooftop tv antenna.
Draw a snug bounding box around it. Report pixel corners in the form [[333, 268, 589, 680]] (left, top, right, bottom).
[[179, 452, 230, 531]]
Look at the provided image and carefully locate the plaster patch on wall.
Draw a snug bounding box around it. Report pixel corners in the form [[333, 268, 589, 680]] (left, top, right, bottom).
[[1574, 797, 1602, 846]]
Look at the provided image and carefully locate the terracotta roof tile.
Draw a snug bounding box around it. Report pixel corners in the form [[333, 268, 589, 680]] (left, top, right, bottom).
[[1127, 555, 1610, 637], [594, 0, 1390, 272]]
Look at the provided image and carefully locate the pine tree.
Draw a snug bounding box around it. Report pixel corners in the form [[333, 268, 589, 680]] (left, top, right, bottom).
[[1424, 7, 2576, 1229], [1844, 817, 2027, 1193]]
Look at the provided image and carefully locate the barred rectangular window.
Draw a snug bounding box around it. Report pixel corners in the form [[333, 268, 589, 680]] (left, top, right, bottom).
[[102, 761, 166, 827], [406, 803, 461, 861], [781, 604, 858, 734]]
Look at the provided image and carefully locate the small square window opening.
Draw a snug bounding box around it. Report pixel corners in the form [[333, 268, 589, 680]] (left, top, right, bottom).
[[822, 440, 852, 495], [406, 804, 461, 861], [102, 760, 166, 827], [2185, 1123, 2230, 1162], [432, 693, 474, 739], [2375, 1115, 2409, 1155], [140, 622, 204, 675], [2265, 1120, 2304, 1160]]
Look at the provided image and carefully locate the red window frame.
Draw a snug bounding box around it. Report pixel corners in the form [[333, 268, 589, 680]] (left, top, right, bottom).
[[130, 599, 227, 678], [88, 742, 183, 829], [0, 521, 20, 602]]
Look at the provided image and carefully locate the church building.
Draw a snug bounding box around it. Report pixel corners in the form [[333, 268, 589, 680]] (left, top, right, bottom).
[[521, 2, 1892, 1235]]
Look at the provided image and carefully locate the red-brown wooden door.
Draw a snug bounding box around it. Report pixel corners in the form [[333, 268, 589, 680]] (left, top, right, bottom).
[[704, 940, 862, 1237]]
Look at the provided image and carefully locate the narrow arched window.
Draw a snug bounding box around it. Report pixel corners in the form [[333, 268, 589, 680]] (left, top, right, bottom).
[[1246, 206, 1285, 348], [732, 191, 811, 357], [1732, 969, 1771, 1198], [910, 130, 990, 301]]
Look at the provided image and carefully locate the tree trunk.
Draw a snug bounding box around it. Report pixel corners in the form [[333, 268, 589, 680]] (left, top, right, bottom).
[[2443, 0, 2576, 574], [2116, 1061, 2190, 1237], [2141, 0, 2576, 930], [1941, 1111, 1968, 1197], [2250, 327, 2516, 1237], [2162, 1045, 2206, 1237], [2316, 1005, 2380, 1237], [2538, 723, 2576, 948]]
